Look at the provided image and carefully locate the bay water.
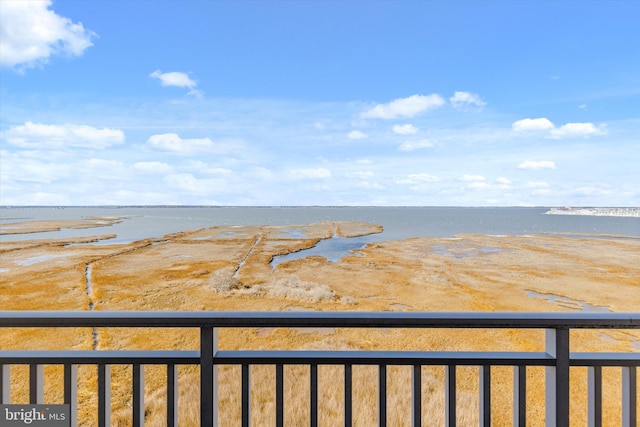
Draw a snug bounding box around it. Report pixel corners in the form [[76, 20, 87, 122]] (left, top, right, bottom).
[[1, 206, 638, 244]]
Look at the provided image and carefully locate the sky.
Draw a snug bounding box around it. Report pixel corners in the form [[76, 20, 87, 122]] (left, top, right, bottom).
[[0, 0, 638, 206]]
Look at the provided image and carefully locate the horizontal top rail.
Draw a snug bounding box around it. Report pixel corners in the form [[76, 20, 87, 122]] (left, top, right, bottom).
[[0, 311, 639, 328]]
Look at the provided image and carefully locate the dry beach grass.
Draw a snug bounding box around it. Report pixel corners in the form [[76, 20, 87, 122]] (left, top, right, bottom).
[[1, 218, 639, 426]]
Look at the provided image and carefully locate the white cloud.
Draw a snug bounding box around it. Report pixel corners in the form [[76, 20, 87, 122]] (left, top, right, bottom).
[[526, 181, 549, 188], [3, 122, 124, 149], [163, 173, 228, 196], [397, 173, 439, 185], [356, 158, 373, 165], [81, 158, 127, 180], [133, 161, 173, 174], [361, 94, 445, 119], [163, 173, 198, 190], [495, 177, 511, 189], [459, 175, 486, 182], [532, 188, 551, 195], [518, 160, 556, 170], [249, 167, 275, 180], [146, 133, 218, 154], [393, 124, 418, 135], [549, 122, 605, 138], [286, 168, 331, 179], [0, 151, 69, 183], [347, 130, 368, 140], [355, 181, 384, 189], [512, 118, 605, 139], [449, 91, 486, 108], [150, 70, 196, 88], [186, 160, 233, 175], [346, 171, 374, 179], [398, 139, 434, 151], [0, 0, 95, 70], [459, 175, 510, 190], [574, 185, 612, 196], [468, 181, 489, 189], [512, 118, 555, 132], [150, 70, 203, 98]]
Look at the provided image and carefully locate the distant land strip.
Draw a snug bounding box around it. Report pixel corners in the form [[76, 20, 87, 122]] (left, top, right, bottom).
[[545, 207, 640, 217]]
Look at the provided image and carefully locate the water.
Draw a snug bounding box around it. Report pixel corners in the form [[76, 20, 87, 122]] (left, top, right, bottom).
[[272, 236, 373, 267], [1, 206, 639, 245]]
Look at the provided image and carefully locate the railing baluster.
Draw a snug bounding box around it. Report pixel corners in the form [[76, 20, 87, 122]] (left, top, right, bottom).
[[98, 364, 111, 427], [241, 364, 250, 427], [446, 365, 457, 427], [0, 364, 9, 404], [480, 365, 491, 426], [200, 326, 218, 427], [29, 363, 44, 404], [310, 363, 318, 427], [379, 364, 387, 427], [64, 363, 78, 427], [344, 364, 352, 427], [276, 364, 284, 427], [622, 366, 637, 427], [556, 329, 570, 427], [133, 363, 145, 427], [167, 363, 178, 427], [412, 364, 421, 427], [588, 366, 602, 427], [546, 328, 570, 427], [513, 365, 526, 427]]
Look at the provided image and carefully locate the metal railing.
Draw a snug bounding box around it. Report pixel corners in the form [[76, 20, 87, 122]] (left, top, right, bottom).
[[0, 311, 638, 427]]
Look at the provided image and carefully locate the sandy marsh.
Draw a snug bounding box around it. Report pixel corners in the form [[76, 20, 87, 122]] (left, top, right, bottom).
[[0, 219, 639, 426]]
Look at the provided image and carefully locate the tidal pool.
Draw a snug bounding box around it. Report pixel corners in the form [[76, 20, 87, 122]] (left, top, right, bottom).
[[271, 236, 373, 268]]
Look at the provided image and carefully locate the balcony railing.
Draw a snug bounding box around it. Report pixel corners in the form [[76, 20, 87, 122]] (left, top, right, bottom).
[[0, 311, 638, 427]]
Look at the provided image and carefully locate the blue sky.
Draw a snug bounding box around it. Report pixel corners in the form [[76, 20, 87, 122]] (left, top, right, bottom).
[[1, 0, 638, 206]]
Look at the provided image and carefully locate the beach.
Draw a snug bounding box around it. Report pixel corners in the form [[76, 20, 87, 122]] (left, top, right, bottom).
[[1, 215, 639, 425]]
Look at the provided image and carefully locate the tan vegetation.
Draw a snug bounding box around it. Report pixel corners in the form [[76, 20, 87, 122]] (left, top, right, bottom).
[[1, 220, 639, 426]]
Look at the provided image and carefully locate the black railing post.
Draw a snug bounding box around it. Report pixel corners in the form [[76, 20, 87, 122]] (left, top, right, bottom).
[[588, 366, 602, 427], [546, 327, 570, 427], [98, 364, 111, 427], [200, 326, 216, 427], [276, 364, 284, 427], [133, 364, 144, 427], [241, 363, 250, 427], [446, 364, 457, 427], [412, 364, 421, 427], [622, 366, 637, 427], [0, 364, 9, 404], [29, 363, 43, 404], [310, 363, 318, 427], [167, 364, 178, 427], [480, 365, 491, 426], [344, 364, 352, 427], [379, 364, 387, 427], [513, 365, 526, 427], [64, 363, 78, 427], [556, 328, 570, 427]]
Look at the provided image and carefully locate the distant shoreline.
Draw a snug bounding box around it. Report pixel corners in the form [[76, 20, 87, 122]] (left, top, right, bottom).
[[545, 207, 640, 217]]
